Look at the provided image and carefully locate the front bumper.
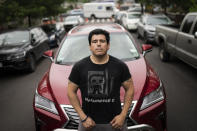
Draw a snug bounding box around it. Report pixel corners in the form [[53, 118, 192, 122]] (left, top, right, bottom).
[[127, 23, 138, 30], [146, 31, 156, 42], [137, 100, 166, 131], [34, 107, 64, 131], [0, 56, 28, 70], [34, 99, 166, 131]]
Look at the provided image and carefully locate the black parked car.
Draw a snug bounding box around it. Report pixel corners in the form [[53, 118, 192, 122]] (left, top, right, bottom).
[[0, 27, 49, 72]]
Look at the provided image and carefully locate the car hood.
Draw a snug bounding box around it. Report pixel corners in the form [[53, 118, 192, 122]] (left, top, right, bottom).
[[127, 19, 139, 24], [48, 56, 148, 105], [145, 25, 156, 32], [0, 43, 28, 54]]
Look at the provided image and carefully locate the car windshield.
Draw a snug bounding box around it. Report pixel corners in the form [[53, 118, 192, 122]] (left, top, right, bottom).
[[65, 16, 78, 22], [147, 16, 171, 25], [128, 13, 141, 19], [0, 31, 29, 45], [56, 32, 139, 65]]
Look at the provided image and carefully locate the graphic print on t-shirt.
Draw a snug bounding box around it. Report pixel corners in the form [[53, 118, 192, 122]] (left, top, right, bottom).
[[88, 70, 113, 98]]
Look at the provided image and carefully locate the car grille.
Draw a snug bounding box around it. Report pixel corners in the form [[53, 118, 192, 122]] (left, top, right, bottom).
[[0, 54, 9, 61], [61, 101, 137, 129]]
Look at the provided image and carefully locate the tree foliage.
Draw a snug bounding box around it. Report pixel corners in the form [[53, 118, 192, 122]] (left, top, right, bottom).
[[136, 0, 197, 13], [0, 0, 66, 26]]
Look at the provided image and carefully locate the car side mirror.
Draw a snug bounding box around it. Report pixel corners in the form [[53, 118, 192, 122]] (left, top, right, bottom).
[[194, 32, 197, 39], [31, 34, 36, 44], [43, 50, 54, 62], [142, 44, 152, 56], [31, 38, 36, 44]]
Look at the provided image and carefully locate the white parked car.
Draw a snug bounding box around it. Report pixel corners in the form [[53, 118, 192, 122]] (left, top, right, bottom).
[[122, 12, 141, 31]]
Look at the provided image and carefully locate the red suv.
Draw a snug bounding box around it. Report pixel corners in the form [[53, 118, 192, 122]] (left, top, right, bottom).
[[33, 23, 167, 131]]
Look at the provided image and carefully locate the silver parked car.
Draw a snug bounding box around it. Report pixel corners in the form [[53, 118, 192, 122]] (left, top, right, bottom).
[[137, 14, 173, 43], [63, 15, 85, 32]]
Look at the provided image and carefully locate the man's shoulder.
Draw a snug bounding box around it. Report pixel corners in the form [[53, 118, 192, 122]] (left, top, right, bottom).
[[109, 55, 125, 64]]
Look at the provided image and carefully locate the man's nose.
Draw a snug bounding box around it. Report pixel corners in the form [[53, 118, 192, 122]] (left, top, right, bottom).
[[96, 41, 101, 46]]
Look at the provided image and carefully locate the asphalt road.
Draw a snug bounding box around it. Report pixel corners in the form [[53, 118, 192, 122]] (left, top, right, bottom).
[[0, 30, 197, 131]]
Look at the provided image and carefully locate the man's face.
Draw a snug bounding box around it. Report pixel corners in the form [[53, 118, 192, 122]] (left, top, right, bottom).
[[89, 34, 110, 57]]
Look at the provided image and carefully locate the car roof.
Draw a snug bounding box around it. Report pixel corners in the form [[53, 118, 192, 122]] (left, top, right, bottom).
[[127, 12, 141, 14], [67, 23, 126, 36]]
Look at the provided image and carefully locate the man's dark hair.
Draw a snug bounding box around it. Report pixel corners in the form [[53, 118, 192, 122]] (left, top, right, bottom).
[[88, 29, 110, 45]]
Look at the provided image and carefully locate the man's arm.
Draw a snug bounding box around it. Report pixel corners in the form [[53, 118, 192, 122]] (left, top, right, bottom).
[[67, 80, 96, 129], [111, 78, 134, 129]]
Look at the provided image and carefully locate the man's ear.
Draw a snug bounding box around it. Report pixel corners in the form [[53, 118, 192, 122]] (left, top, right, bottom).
[[107, 43, 110, 50]]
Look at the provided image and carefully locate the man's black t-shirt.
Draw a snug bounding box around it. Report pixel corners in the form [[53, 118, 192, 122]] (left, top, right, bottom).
[[69, 55, 131, 124]]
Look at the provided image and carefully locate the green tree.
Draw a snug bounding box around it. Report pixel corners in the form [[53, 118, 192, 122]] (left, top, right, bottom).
[[190, 0, 197, 12], [0, 0, 66, 27]]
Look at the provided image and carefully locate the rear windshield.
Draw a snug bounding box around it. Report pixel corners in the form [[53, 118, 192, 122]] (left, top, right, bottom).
[[147, 16, 171, 25]]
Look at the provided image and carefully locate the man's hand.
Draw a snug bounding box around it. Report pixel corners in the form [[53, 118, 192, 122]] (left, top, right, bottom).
[[82, 117, 96, 130], [110, 114, 125, 129]]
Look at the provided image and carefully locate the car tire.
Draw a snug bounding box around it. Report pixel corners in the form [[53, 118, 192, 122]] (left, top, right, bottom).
[[159, 42, 170, 62], [27, 54, 36, 72], [90, 15, 95, 20], [35, 118, 41, 131]]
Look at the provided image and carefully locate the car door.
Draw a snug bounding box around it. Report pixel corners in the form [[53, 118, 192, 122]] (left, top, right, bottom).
[[175, 15, 197, 67], [189, 18, 197, 67]]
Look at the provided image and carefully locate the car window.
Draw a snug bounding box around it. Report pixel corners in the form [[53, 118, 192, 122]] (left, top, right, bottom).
[[0, 31, 29, 46], [106, 6, 113, 11], [192, 21, 197, 35], [146, 16, 171, 25], [128, 13, 141, 19], [181, 15, 196, 33], [41, 24, 56, 35], [56, 32, 139, 65], [65, 16, 78, 22]]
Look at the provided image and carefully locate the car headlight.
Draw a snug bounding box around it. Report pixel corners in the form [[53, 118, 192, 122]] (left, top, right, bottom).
[[50, 34, 55, 40], [7, 51, 26, 60], [35, 90, 59, 115], [140, 81, 164, 110]]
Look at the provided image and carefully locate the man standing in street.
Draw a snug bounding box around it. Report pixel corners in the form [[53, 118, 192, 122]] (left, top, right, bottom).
[[67, 29, 134, 131]]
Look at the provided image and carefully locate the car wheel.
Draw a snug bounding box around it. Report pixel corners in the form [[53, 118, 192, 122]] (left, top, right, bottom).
[[159, 42, 170, 62], [27, 54, 36, 72], [90, 15, 95, 20], [35, 117, 41, 131]]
